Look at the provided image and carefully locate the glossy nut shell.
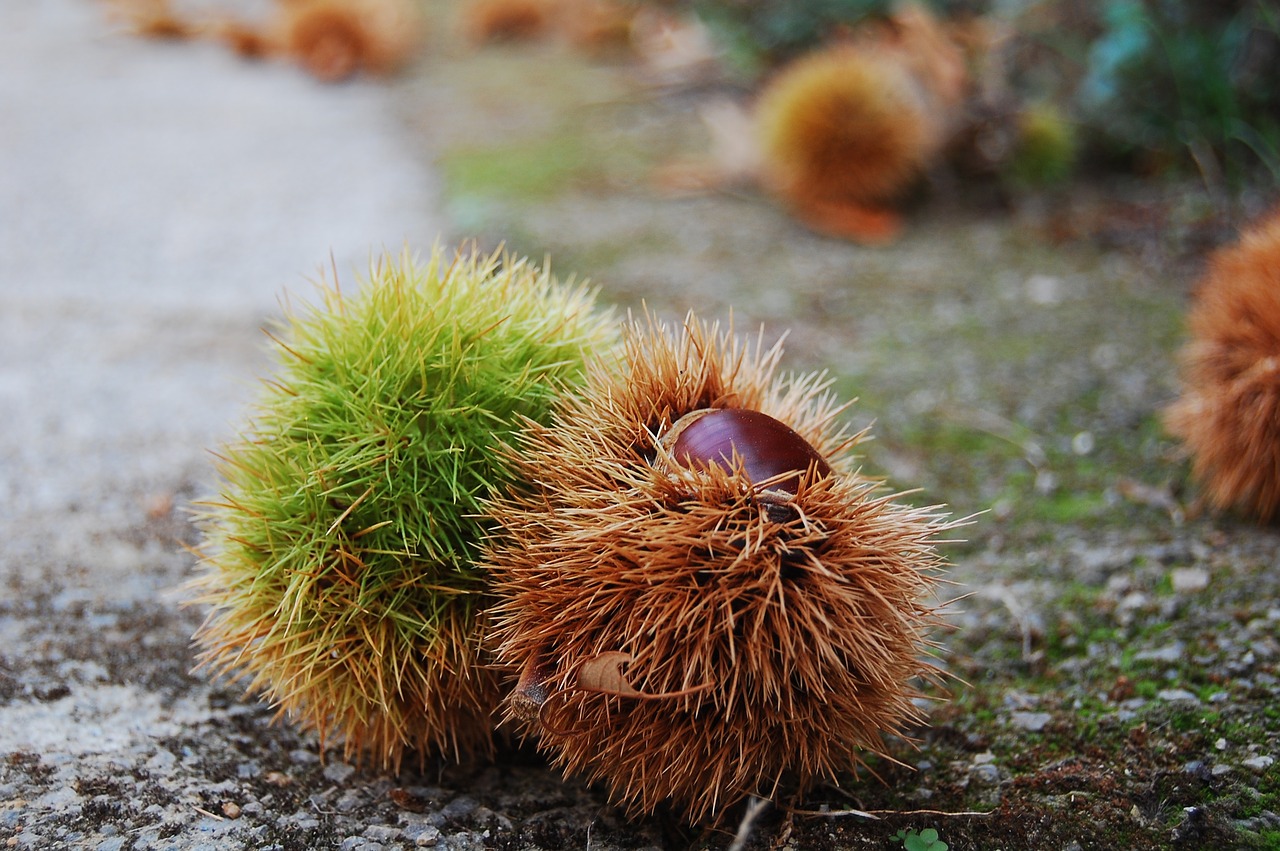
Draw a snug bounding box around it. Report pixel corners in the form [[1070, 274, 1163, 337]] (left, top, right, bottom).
[[659, 408, 831, 494]]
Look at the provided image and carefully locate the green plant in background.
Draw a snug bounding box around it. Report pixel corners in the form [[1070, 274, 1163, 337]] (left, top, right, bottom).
[[689, 0, 896, 74], [1078, 0, 1280, 189], [1007, 101, 1078, 187], [893, 826, 949, 851], [189, 245, 615, 771]]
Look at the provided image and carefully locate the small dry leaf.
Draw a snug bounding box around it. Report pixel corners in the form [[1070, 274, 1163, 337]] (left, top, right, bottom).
[[1117, 477, 1185, 523], [574, 651, 716, 701], [264, 771, 293, 787], [389, 787, 435, 813], [576, 651, 641, 697], [105, 0, 196, 39], [145, 492, 174, 519]]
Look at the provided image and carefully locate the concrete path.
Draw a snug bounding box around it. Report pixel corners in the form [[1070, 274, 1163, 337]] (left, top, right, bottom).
[[1, 0, 444, 589], [0, 3, 455, 846]]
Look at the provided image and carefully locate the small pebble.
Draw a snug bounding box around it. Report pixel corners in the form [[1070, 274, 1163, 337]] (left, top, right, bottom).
[[323, 762, 357, 784], [289, 749, 320, 765], [1170, 567, 1209, 593], [439, 796, 478, 820], [1071, 431, 1095, 455], [1026, 274, 1062, 305], [1157, 689, 1199, 703], [971, 764, 1001, 786], [1135, 643, 1185, 663], [411, 825, 441, 847], [221, 802, 241, 819], [1010, 711, 1052, 732], [364, 825, 401, 842], [1251, 639, 1279, 661], [1243, 756, 1275, 772]]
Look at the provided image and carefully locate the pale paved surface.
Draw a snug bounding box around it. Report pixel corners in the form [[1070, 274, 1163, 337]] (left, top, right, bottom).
[[0, 0, 444, 592], [0, 2, 454, 846]]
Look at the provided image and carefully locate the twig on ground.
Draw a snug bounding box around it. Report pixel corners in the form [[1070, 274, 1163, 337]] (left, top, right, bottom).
[[789, 806, 993, 818], [727, 797, 772, 851]]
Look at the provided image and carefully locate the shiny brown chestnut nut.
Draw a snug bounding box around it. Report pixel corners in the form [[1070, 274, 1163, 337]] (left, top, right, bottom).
[[658, 408, 831, 496]]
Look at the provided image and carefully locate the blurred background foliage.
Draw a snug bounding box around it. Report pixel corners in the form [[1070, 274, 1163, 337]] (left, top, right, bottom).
[[681, 0, 1280, 194], [1073, 0, 1280, 188], [688, 0, 896, 71]]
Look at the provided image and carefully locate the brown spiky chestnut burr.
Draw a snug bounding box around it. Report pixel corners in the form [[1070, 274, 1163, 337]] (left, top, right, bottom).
[[482, 313, 954, 823], [1164, 209, 1280, 521]]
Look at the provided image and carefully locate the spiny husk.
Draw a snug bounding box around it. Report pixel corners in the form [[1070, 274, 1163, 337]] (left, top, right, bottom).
[[757, 47, 935, 207], [189, 245, 615, 771], [755, 5, 965, 212], [280, 0, 423, 82], [483, 313, 953, 823], [460, 0, 553, 44], [1164, 210, 1280, 522], [103, 0, 198, 40]]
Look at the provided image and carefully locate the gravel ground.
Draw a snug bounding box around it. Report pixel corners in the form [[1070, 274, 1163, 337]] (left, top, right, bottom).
[[4, 2, 1280, 850]]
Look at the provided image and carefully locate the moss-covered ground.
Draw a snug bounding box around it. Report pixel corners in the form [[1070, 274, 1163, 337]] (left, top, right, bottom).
[[388, 5, 1280, 847]]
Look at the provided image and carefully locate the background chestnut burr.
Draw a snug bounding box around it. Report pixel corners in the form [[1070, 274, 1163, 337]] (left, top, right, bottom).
[[1165, 209, 1280, 522]]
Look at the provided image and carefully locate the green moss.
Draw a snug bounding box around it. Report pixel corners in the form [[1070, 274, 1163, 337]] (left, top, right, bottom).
[[1242, 829, 1280, 850], [441, 131, 601, 201], [1136, 680, 1161, 699], [1023, 487, 1109, 523], [428, 52, 685, 210]]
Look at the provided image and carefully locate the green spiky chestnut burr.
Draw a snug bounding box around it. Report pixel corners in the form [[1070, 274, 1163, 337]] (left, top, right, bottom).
[[189, 245, 615, 770], [1008, 102, 1077, 187], [483, 313, 954, 823]]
